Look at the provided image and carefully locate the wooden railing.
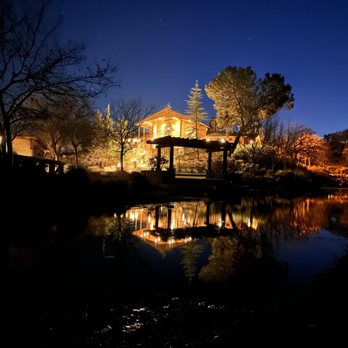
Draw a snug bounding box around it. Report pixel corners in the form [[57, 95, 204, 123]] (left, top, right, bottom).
[[13, 154, 65, 175]]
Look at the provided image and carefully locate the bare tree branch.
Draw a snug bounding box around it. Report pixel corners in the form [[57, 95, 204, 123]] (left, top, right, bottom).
[[0, 0, 119, 167]]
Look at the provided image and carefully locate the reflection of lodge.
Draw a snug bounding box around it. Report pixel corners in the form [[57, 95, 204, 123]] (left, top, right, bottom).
[[126, 200, 260, 255]]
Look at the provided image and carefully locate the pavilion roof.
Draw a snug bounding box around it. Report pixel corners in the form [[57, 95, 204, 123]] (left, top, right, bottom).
[[147, 135, 231, 151]]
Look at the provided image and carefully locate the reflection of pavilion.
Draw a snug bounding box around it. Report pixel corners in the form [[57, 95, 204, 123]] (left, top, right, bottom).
[[123, 195, 348, 257], [126, 200, 240, 256], [132, 229, 192, 256]]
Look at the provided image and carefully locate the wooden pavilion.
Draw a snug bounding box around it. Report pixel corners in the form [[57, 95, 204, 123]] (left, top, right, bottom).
[[147, 136, 231, 180]]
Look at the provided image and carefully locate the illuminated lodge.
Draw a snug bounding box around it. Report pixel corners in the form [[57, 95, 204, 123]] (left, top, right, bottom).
[[137, 105, 209, 140], [12, 135, 47, 158], [128, 105, 253, 177], [137, 105, 255, 144]]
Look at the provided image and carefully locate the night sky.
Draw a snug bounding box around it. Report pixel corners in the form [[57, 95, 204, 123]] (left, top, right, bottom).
[[53, 0, 348, 136]]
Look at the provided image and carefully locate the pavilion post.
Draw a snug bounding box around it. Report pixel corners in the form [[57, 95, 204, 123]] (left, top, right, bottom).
[[156, 146, 161, 172], [205, 199, 211, 225], [169, 145, 174, 171], [167, 207, 172, 230], [222, 148, 228, 179], [220, 201, 226, 228], [207, 150, 212, 178], [155, 205, 160, 229]]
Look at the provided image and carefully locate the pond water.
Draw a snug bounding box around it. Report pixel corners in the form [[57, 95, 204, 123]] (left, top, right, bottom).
[[6, 190, 348, 347], [122, 194, 348, 289]]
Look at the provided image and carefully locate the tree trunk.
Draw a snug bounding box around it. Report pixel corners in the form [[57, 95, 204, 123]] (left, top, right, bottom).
[[4, 120, 13, 168], [120, 144, 124, 172], [0, 98, 13, 168], [52, 142, 61, 161], [73, 145, 79, 168], [229, 132, 242, 156]]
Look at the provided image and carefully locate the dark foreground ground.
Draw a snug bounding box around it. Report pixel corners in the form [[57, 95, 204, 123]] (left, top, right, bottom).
[[5, 249, 348, 348]]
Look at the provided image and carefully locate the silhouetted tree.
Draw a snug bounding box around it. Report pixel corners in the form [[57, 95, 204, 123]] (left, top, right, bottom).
[[108, 100, 153, 171], [0, 0, 118, 167], [32, 104, 67, 161], [63, 99, 94, 168], [31, 97, 94, 167]]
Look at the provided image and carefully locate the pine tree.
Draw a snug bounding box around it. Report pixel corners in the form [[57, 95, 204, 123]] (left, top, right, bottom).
[[104, 104, 114, 131], [94, 110, 105, 143], [186, 80, 207, 139], [103, 104, 117, 163]]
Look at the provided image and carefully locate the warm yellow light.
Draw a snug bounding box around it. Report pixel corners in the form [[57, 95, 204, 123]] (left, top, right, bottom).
[[173, 121, 180, 136]]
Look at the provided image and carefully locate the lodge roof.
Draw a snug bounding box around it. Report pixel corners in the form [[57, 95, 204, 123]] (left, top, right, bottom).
[[139, 106, 208, 128]]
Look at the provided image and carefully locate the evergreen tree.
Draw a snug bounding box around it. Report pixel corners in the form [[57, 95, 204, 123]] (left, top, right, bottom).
[[103, 104, 118, 163], [205, 66, 294, 155], [93, 110, 105, 146], [186, 80, 207, 139], [104, 104, 114, 130]]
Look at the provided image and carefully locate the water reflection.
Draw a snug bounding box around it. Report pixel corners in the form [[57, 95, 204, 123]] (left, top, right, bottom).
[[120, 193, 348, 286], [85, 212, 132, 257], [9, 192, 348, 289], [6, 191, 348, 347], [180, 240, 204, 284]]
